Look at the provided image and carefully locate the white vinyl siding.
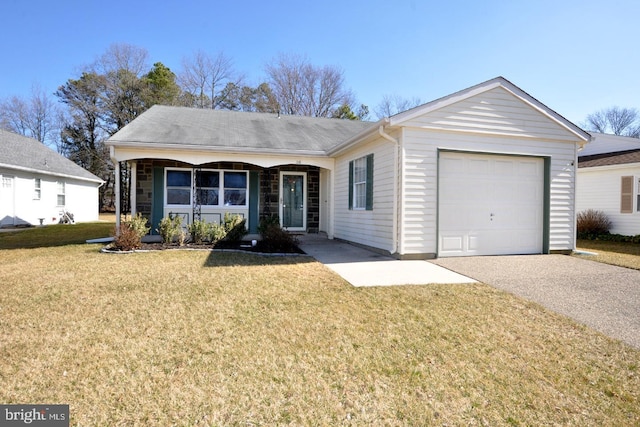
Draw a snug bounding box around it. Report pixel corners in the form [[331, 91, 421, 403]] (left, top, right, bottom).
[[0, 168, 100, 225], [401, 127, 578, 256], [402, 86, 580, 143], [334, 139, 395, 253], [576, 165, 640, 236]]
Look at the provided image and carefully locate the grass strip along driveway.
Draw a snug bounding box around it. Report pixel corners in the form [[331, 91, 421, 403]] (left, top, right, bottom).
[[0, 226, 639, 425]]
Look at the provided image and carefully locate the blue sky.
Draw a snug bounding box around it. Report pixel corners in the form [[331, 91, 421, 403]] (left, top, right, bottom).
[[1, 0, 638, 125]]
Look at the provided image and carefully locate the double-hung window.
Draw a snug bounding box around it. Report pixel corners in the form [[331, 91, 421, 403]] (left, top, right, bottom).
[[348, 154, 374, 211], [56, 181, 65, 206], [34, 178, 41, 200]]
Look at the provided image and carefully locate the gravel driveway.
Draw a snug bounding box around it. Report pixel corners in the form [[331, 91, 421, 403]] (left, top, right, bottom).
[[430, 255, 640, 349]]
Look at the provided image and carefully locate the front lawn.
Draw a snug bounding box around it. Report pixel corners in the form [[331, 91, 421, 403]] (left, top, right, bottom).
[[576, 239, 640, 270], [0, 228, 639, 425]]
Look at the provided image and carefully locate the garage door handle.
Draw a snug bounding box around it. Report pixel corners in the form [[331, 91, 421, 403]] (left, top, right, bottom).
[[490, 213, 494, 221]]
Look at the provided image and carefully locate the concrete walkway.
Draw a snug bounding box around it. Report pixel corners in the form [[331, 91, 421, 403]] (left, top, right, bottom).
[[297, 234, 475, 287], [432, 255, 640, 349]]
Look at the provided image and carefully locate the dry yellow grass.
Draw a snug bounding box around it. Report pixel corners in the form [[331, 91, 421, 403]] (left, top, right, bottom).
[[1, 243, 639, 426], [576, 240, 640, 270]]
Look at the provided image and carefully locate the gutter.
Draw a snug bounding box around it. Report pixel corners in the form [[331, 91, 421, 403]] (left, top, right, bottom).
[[378, 124, 402, 256], [105, 141, 330, 158]]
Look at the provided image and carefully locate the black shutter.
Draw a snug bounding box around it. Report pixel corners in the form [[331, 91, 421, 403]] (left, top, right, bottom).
[[348, 160, 354, 210], [366, 154, 374, 211]]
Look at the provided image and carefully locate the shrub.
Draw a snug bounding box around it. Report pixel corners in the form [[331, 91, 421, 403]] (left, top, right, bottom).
[[127, 214, 150, 240], [189, 219, 211, 244], [223, 213, 247, 243], [112, 214, 150, 251], [577, 209, 612, 237], [257, 215, 280, 234], [209, 222, 227, 245], [257, 218, 299, 253], [158, 214, 184, 244], [112, 223, 142, 251]]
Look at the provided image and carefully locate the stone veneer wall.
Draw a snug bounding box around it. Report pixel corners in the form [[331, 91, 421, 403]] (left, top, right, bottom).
[[259, 165, 320, 233]]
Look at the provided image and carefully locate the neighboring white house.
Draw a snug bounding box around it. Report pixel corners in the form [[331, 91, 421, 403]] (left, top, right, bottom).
[[576, 133, 640, 236], [107, 77, 590, 258], [0, 130, 103, 227]]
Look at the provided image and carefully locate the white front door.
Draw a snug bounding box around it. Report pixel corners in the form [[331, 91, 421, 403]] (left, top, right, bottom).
[[280, 172, 307, 231], [0, 175, 15, 226], [438, 152, 544, 257]]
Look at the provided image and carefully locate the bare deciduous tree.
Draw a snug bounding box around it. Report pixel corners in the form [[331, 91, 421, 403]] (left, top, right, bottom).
[[0, 84, 61, 149], [584, 106, 640, 137], [178, 50, 239, 109], [265, 54, 353, 117], [374, 94, 422, 119]]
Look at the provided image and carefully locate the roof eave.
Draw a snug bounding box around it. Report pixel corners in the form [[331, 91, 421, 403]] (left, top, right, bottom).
[[0, 162, 104, 184], [107, 140, 330, 158]]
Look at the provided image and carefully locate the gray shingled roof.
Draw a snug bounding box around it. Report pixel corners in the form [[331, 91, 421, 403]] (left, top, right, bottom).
[[107, 105, 376, 153], [0, 130, 103, 183], [578, 149, 640, 168]]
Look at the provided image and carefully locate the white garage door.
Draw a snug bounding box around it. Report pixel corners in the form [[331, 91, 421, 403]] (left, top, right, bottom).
[[438, 152, 544, 257]]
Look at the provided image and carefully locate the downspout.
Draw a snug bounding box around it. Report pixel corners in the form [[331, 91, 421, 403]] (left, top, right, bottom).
[[378, 124, 401, 256]]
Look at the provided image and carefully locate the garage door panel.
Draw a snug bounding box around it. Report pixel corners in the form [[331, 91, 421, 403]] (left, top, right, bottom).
[[438, 152, 544, 257]]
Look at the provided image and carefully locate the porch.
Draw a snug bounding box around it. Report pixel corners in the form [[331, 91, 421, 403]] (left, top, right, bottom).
[[117, 159, 331, 235]]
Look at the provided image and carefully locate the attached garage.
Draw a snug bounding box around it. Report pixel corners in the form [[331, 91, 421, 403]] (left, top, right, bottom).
[[438, 151, 545, 257]]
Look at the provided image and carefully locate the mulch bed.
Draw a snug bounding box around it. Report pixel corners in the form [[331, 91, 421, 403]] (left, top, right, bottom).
[[114, 240, 306, 255]]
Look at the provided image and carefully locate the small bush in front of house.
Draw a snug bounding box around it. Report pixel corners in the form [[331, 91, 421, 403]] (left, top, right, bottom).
[[189, 219, 211, 244], [113, 224, 141, 251], [158, 214, 184, 245], [257, 215, 280, 234], [112, 214, 150, 251], [223, 213, 247, 243], [128, 214, 151, 240], [577, 209, 612, 238], [209, 222, 227, 245], [257, 217, 299, 253]]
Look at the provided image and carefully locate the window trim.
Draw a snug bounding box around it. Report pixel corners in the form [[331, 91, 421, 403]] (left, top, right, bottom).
[[56, 181, 65, 207], [348, 154, 374, 211], [33, 178, 41, 200]]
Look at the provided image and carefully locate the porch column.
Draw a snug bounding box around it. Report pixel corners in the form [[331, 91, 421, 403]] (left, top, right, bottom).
[[328, 167, 335, 239], [114, 161, 121, 232]]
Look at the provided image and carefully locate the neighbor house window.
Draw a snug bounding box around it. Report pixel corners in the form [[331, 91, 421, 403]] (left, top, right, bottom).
[[348, 154, 374, 210], [166, 168, 248, 207], [56, 181, 65, 206], [166, 169, 192, 205], [34, 178, 41, 200]]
